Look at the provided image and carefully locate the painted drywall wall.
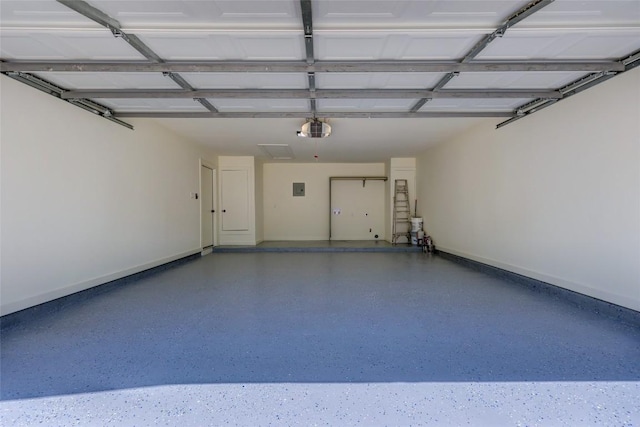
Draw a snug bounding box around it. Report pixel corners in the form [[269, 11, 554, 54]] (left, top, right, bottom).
[[417, 67, 640, 311], [263, 163, 385, 240], [1, 76, 216, 315]]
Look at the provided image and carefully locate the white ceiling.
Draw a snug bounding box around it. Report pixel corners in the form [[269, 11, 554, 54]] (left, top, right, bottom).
[[151, 116, 492, 163], [1, 0, 639, 162]]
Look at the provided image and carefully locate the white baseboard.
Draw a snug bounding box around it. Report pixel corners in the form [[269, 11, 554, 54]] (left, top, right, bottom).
[[1, 249, 201, 316], [218, 233, 258, 245], [264, 236, 391, 242], [437, 246, 640, 312], [262, 235, 326, 241]]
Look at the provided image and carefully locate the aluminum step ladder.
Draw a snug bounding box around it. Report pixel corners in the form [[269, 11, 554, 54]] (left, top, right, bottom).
[[392, 179, 411, 245]]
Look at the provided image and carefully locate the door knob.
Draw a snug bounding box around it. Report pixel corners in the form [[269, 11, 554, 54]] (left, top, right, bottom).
[[211, 210, 215, 213]]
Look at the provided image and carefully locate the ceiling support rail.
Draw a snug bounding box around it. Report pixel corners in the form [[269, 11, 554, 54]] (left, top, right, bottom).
[[622, 48, 640, 71], [56, 0, 218, 113], [410, 0, 555, 112], [163, 72, 218, 112], [0, 60, 624, 74], [300, 0, 317, 117], [60, 88, 564, 100], [496, 72, 616, 128], [301, 0, 315, 65], [2, 70, 133, 129], [409, 98, 430, 113], [496, 48, 640, 128], [57, 0, 161, 63], [462, 0, 555, 63], [114, 111, 514, 119]]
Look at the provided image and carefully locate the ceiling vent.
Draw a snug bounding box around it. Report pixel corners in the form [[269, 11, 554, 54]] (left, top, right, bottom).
[[258, 144, 294, 160], [297, 119, 331, 138]]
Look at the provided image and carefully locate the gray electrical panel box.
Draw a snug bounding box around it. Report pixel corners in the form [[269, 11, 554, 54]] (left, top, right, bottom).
[[293, 182, 305, 197]]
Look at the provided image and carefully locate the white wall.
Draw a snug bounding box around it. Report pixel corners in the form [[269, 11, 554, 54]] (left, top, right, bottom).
[[1, 76, 216, 315], [417, 67, 640, 311], [263, 163, 385, 240]]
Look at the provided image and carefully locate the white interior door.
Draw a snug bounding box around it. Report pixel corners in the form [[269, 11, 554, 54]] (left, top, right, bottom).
[[221, 169, 249, 231], [201, 165, 215, 248], [212, 171, 217, 245], [331, 179, 385, 240]]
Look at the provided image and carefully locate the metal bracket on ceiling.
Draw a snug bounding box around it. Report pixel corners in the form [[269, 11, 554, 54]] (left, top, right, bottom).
[[307, 73, 316, 91], [496, 69, 622, 129], [300, 0, 317, 117], [463, 0, 555, 64], [497, 47, 639, 129], [3, 70, 133, 129], [410, 72, 459, 112], [110, 28, 124, 38], [409, 98, 432, 114], [31, 0, 630, 125], [57, 0, 162, 63], [5, 71, 63, 96], [195, 99, 219, 113], [433, 72, 460, 91], [300, 0, 314, 63], [622, 49, 640, 70], [514, 98, 556, 116], [411, 1, 555, 112], [113, 111, 514, 119], [57, 0, 218, 113], [161, 72, 218, 112], [0, 61, 626, 74], [559, 72, 609, 95]]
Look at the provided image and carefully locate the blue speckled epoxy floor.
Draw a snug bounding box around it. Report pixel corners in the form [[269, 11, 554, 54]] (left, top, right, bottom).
[[1, 253, 639, 425]]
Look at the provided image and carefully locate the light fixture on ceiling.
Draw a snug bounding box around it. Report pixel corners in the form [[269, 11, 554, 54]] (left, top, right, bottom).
[[297, 119, 331, 138]]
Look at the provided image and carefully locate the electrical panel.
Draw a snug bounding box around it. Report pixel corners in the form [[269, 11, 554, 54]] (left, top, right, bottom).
[[293, 182, 305, 197]]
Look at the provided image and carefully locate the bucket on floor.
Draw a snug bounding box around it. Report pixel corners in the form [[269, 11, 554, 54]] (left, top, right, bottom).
[[410, 231, 419, 245], [411, 217, 423, 232]]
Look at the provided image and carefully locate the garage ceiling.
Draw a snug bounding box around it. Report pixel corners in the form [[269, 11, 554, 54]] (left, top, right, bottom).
[[1, 0, 639, 162]]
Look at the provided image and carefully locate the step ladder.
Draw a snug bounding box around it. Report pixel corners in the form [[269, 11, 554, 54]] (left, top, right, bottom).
[[392, 179, 411, 245]]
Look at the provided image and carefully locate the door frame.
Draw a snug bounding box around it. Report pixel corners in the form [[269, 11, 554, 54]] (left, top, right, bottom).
[[200, 159, 217, 254]]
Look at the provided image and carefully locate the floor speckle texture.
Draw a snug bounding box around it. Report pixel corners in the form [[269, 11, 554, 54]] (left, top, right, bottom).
[[1, 253, 639, 426]]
